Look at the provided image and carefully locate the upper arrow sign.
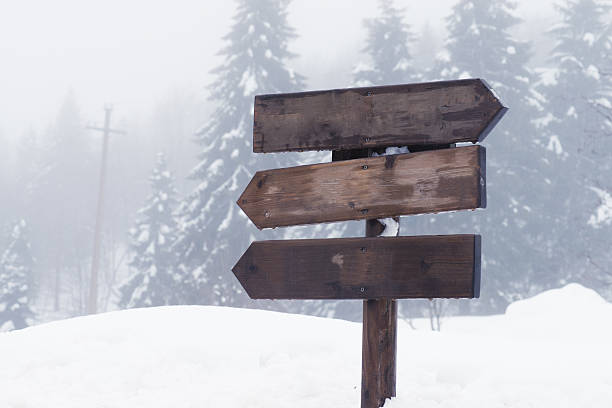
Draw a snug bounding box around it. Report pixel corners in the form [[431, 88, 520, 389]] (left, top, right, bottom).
[[253, 78, 506, 153]]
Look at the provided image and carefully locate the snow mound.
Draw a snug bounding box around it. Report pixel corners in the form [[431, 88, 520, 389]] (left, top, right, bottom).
[[504, 284, 612, 340], [1, 285, 612, 407], [0, 307, 361, 408], [506, 283, 608, 318]]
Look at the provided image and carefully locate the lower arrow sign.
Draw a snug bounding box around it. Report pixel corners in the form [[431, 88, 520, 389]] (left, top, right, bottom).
[[233, 235, 480, 299]]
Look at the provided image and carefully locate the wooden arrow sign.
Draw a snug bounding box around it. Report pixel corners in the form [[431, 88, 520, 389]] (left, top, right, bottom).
[[233, 235, 480, 299], [238, 145, 485, 229], [253, 78, 506, 153]]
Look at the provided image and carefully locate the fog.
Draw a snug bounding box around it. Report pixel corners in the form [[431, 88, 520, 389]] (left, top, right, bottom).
[[1, 0, 611, 329], [0, 0, 558, 139]]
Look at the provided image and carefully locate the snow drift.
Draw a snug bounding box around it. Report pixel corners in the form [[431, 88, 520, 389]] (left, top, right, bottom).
[[1, 283, 611, 407]]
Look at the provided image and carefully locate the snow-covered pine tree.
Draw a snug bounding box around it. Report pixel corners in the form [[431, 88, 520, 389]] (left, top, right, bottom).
[[425, 0, 553, 313], [539, 0, 612, 295], [174, 0, 304, 307], [0, 220, 35, 331], [353, 0, 418, 87], [119, 153, 180, 308]]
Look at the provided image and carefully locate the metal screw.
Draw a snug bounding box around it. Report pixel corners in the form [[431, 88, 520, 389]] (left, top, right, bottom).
[[367, 91, 372, 96], [360, 287, 365, 292], [364, 137, 371, 143], [264, 210, 271, 218], [362, 164, 368, 170], [361, 209, 369, 215], [360, 247, 367, 253]]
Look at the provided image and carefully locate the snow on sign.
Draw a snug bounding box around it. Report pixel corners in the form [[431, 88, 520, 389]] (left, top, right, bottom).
[[233, 78, 507, 408]]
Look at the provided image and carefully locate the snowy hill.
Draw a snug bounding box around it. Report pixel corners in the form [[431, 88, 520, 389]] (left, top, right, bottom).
[[1, 284, 611, 407]]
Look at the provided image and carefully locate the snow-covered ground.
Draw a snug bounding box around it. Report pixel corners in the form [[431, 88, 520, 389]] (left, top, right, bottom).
[[1, 283, 611, 407]]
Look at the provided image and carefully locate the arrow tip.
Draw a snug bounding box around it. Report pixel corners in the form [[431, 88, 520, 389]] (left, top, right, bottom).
[[236, 172, 268, 230], [476, 79, 508, 143], [232, 242, 259, 299]]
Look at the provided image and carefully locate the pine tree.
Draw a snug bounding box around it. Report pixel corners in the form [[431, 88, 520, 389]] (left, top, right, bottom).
[[423, 0, 553, 313], [0, 220, 35, 331], [539, 0, 612, 294], [119, 153, 180, 308], [174, 0, 304, 306], [33, 93, 97, 314], [353, 0, 418, 86]]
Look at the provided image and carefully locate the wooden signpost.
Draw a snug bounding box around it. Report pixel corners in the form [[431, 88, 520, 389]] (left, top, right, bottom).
[[233, 78, 506, 408]]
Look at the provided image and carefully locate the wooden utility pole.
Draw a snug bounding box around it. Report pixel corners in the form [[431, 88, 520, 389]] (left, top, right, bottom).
[[86, 105, 124, 314]]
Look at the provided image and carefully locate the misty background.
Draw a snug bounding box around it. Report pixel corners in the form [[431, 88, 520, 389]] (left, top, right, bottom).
[[1, 0, 611, 329]]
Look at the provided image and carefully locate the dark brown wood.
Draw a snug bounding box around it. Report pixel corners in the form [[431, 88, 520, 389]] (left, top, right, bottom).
[[332, 148, 371, 161], [362, 299, 397, 408], [238, 145, 486, 229], [253, 78, 507, 153], [362, 218, 398, 408], [365, 218, 385, 237], [232, 235, 481, 300], [381, 300, 397, 400]]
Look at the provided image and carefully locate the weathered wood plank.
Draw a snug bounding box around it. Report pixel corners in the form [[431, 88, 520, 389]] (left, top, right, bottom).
[[232, 235, 481, 299], [253, 78, 506, 153], [238, 145, 486, 229]]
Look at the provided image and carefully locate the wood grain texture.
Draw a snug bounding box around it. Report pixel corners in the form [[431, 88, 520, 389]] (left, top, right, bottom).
[[362, 299, 396, 408], [232, 235, 481, 299], [238, 145, 486, 229], [379, 299, 397, 401], [362, 218, 397, 408], [253, 78, 506, 153]]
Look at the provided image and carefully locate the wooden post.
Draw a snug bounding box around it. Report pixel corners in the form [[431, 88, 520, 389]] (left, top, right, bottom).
[[362, 218, 398, 408]]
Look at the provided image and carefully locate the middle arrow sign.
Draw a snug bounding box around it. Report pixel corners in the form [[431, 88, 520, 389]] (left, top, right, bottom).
[[238, 145, 485, 229]]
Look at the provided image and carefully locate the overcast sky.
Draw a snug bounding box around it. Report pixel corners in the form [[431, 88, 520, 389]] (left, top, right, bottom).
[[0, 0, 559, 141]]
